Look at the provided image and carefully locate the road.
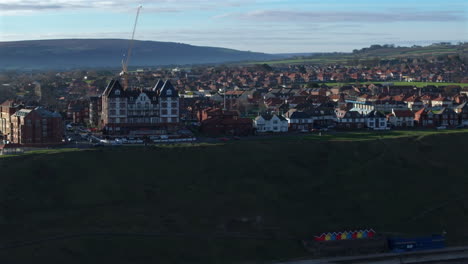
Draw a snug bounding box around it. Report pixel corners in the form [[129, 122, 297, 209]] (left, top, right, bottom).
[[275, 247, 468, 264]]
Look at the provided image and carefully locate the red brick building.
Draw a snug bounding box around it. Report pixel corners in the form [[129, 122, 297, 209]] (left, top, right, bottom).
[[198, 108, 253, 136], [67, 100, 90, 124], [10, 107, 63, 146], [414, 107, 458, 128]]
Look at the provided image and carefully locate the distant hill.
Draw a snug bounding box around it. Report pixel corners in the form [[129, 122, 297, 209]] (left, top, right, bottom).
[[0, 39, 279, 70], [247, 43, 468, 66]]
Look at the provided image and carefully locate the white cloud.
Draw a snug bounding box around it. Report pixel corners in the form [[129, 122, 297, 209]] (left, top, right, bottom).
[[0, 0, 251, 14]]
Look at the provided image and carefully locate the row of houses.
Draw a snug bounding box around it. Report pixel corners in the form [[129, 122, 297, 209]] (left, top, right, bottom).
[[198, 101, 468, 135]]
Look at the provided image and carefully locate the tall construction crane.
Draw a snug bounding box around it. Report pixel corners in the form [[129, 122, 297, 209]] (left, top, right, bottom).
[[120, 5, 142, 90]]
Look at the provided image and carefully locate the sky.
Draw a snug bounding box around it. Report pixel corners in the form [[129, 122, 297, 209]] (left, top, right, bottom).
[[0, 0, 467, 53]]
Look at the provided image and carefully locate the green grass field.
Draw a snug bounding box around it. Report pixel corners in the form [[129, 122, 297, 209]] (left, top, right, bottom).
[[1, 132, 468, 263], [298, 129, 468, 141], [324, 81, 467, 88], [244, 45, 463, 66], [247, 57, 351, 65]]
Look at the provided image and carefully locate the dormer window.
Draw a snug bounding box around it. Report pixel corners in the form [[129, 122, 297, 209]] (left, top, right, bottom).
[[115, 90, 121, 95], [166, 90, 173, 96]]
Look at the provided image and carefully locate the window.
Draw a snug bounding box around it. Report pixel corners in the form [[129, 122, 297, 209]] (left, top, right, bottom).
[[110, 110, 116, 115], [161, 103, 168, 108], [171, 109, 177, 115], [273, 120, 278, 124], [166, 90, 173, 96], [162, 110, 168, 115], [119, 110, 126, 115], [171, 102, 177, 108], [115, 90, 120, 95], [120, 103, 126, 108], [110, 103, 116, 109]]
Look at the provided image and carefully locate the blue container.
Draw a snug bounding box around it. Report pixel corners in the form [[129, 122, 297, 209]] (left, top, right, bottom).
[[388, 235, 445, 253]]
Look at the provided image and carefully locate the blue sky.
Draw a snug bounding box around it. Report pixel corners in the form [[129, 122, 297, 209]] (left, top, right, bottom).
[[0, 0, 467, 53]]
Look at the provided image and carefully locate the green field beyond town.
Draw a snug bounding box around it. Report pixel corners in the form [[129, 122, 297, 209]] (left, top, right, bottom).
[[1, 131, 468, 263], [323, 81, 467, 88]]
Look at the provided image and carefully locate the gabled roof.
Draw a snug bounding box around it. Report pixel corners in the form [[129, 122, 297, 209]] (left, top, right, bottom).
[[1, 99, 16, 107], [13, 109, 32, 117], [432, 107, 456, 115], [159, 80, 179, 98], [35, 107, 62, 118], [102, 80, 124, 98], [343, 111, 363, 118], [414, 107, 427, 116], [288, 111, 310, 119], [432, 96, 449, 102], [366, 110, 386, 118], [392, 109, 414, 118], [257, 114, 287, 122], [152, 79, 164, 92], [454, 102, 467, 109]]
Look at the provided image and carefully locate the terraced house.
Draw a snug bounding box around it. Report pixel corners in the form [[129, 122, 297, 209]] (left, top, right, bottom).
[[101, 79, 180, 135]]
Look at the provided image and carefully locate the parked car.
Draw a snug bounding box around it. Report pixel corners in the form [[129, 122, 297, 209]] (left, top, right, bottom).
[[219, 137, 230, 142], [111, 140, 123, 146], [436, 126, 447, 130]]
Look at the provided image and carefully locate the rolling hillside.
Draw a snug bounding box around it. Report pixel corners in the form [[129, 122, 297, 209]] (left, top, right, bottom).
[[247, 43, 468, 65], [1, 132, 468, 263], [0, 39, 278, 70]]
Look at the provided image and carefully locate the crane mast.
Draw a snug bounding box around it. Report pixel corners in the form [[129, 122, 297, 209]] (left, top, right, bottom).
[[121, 5, 142, 90]]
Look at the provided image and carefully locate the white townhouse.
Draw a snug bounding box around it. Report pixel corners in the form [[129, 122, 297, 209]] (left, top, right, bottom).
[[254, 114, 289, 133]]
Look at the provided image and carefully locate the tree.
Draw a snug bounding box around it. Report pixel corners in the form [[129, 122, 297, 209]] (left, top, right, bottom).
[[306, 82, 319, 88], [256, 64, 273, 72], [298, 65, 307, 74]]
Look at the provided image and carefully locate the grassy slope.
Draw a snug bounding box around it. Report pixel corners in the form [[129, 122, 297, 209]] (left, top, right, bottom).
[[246, 44, 466, 65], [1, 132, 468, 263], [324, 81, 467, 88]]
